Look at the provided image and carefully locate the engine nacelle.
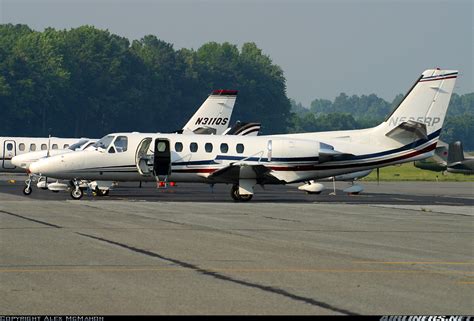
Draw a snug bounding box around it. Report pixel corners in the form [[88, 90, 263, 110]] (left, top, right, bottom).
[[269, 138, 329, 162]]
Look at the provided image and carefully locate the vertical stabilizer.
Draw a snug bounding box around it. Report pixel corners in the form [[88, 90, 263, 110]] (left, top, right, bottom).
[[182, 90, 238, 135], [381, 69, 458, 139], [448, 141, 465, 165]]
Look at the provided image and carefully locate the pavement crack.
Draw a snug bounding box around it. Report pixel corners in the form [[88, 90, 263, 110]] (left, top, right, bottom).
[[0, 210, 62, 228], [76, 232, 357, 315]]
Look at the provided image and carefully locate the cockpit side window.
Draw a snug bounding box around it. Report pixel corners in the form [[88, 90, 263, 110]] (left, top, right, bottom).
[[113, 136, 128, 153], [93, 135, 115, 150], [83, 142, 96, 150], [69, 139, 90, 151]]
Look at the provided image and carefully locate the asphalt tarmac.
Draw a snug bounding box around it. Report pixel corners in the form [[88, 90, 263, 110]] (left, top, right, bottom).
[[0, 179, 473, 205], [0, 179, 473, 314]]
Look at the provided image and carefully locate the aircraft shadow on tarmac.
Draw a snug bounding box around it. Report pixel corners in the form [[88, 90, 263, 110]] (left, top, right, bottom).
[[1, 181, 472, 206]]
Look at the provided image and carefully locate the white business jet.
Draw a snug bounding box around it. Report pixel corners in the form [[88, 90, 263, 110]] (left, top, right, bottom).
[[12, 89, 238, 195], [29, 69, 458, 201]]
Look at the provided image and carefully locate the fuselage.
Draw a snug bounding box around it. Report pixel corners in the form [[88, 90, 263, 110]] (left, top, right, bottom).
[[29, 126, 437, 184]]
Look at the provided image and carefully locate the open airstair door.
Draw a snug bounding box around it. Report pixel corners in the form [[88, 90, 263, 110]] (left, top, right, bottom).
[[135, 137, 153, 176], [154, 138, 171, 182]]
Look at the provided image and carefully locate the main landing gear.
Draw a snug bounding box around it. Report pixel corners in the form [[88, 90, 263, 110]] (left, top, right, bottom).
[[230, 184, 253, 202]]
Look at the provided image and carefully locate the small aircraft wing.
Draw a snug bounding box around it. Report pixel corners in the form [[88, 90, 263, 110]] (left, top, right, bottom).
[[207, 163, 282, 184]]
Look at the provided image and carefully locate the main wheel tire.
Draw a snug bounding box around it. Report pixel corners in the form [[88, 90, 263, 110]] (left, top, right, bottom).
[[71, 188, 83, 200], [23, 186, 32, 196], [230, 185, 253, 202], [238, 193, 253, 202], [230, 185, 240, 201]]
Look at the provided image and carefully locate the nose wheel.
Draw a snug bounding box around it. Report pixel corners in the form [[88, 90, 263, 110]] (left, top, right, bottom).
[[230, 184, 253, 202], [70, 180, 84, 200], [23, 185, 32, 195], [23, 176, 34, 195], [71, 188, 83, 200]]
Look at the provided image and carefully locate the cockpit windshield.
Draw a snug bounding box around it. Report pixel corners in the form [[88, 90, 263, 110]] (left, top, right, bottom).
[[93, 135, 115, 150], [68, 139, 91, 151]]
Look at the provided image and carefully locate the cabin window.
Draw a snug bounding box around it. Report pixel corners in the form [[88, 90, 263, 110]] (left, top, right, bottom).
[[52, 144, 58, 150], [6, 143, 13, 151], [220, 143, 228, 153], [30, 144, 36, 151], [190, 142, 198, 153], [63, 144, 69, 149], [113, 136, 128, 152], [236, 143, 245, 154], [157, 142, 167, 152], [41, 144, 47, 150], [175, 142, 183, 152], [205, 143, 213, 153], [19, 143, 25, 151]]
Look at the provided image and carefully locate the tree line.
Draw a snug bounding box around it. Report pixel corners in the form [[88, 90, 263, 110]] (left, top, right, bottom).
[[0, 24, 291, 137], [289, 92, 474, 150], [1, 24, 471, 149]]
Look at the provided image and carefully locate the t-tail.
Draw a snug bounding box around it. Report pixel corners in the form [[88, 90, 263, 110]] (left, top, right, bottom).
[[375, 69, 458, 146], [182, 89, 238, 135], [447, 141, 465, 165]]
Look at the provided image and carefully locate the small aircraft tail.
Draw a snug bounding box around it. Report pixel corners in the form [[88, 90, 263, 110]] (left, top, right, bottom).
[[447, 141, 465, 165], [377, 69, 458, 143], [182, 90, 238, 135]]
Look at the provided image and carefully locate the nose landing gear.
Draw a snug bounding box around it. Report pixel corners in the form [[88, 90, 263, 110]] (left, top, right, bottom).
[[23, 179, 33, 195], [70, 180, 84, 200]]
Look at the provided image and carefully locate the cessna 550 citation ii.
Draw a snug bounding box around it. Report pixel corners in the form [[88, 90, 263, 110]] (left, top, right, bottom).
[[12, 89, 238, 195], [29, 69, 458, 201]]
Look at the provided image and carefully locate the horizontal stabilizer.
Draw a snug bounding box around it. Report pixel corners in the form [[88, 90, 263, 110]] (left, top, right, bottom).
[[385, 120, 428, 142], [193, 127, 217, 135]]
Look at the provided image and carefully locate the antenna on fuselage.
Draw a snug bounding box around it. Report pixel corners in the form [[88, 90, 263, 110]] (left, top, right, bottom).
[[47, 134, 51, 157]]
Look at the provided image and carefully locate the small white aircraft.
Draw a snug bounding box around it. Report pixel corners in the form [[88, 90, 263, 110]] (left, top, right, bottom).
[[1, 137, 81, 173], [29, 69, 458, 201], [10, 89, 239, 195]]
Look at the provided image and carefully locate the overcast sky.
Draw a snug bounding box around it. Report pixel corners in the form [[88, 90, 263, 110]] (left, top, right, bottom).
[[1, 0, 472, 106]]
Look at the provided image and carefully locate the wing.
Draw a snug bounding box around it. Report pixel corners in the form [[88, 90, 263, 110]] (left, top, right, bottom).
[[207, 163, 282, 184]]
